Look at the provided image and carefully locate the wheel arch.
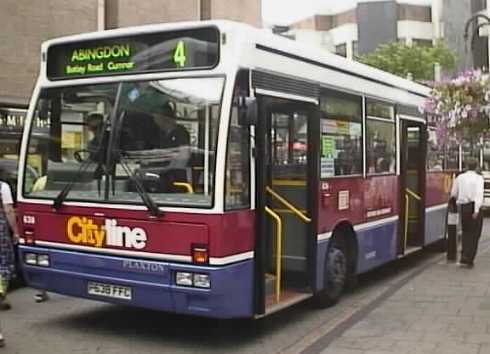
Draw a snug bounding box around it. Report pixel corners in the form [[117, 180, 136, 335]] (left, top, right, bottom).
[[330, 220, 359, 277]]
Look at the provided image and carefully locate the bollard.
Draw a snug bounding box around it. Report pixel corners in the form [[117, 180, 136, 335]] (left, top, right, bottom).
[[447, 197, 458, 261]]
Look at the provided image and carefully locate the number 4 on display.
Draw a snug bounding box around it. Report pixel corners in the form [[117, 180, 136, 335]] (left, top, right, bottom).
[[173, 41, 186, 67]]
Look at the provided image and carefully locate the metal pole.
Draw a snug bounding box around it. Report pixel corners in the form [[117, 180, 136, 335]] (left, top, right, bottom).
[[447, 197, 458, 261]]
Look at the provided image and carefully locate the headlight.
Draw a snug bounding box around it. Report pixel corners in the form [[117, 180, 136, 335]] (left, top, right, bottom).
[[37, 254, 50, 267], [193, 274, 210, 288], [175, 272, 193, 286], [25, 253, 37, 265]]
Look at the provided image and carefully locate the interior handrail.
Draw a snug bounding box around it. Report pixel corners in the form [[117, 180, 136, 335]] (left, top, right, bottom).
[[173, 182, 194, 194], [266, 186, 312, 223], [265, 206, 282, 303], [404, 188, 422, 250], [405, 188, 421, 201]]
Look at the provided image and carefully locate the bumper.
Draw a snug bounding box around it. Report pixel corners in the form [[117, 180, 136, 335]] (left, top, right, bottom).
[[19, 246, 254, 319]]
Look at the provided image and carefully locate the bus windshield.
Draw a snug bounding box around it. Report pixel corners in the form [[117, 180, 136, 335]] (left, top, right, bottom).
[[23, 77, 223, 207]]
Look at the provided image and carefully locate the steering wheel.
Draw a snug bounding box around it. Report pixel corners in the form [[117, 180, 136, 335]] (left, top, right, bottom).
[[73, 149, 92, 163]]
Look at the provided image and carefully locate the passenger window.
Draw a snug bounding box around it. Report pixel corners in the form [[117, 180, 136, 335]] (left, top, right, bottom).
[[366, 100, 396, 175], [319, 90, 362, 178]]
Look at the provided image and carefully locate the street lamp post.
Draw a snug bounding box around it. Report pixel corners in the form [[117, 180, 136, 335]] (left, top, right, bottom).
[[464, 14, 490, 69]]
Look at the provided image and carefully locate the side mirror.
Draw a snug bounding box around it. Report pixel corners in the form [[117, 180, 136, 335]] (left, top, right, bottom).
[[38, 99, 50, 120], [238, 97, 258, 126]]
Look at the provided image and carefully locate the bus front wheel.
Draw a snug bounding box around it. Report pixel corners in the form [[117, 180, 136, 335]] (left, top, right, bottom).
[[313, 245, 347, 308]]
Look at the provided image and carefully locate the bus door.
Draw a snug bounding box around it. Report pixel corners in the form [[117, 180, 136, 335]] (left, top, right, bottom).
[[255, 96, 317, 314], [399, 120, 426, 254]]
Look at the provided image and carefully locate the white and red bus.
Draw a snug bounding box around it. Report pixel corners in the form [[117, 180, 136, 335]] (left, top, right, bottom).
[[17, 21, 449, 318]]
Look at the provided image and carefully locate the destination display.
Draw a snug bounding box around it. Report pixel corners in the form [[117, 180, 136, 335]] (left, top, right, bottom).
[[47, 27, 219, 80]]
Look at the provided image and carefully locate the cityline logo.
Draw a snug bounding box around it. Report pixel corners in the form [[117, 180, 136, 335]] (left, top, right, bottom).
[[66, 216, 147, 250]]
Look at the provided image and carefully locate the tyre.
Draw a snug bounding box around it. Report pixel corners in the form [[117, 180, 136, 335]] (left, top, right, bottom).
[[313, 245, 347, 308]]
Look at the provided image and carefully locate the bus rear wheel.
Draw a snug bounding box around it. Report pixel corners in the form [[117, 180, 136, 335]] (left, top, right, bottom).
[[314, 245, 347, 308]]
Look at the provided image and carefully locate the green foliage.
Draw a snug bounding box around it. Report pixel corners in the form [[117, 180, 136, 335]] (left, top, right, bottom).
[[359, 41, 457, 81]]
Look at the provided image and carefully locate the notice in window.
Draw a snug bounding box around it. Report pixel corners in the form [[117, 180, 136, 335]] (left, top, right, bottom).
[[338, 190, 350, 210], [321, 157, 335, 178], [322, 136, 336, 158]]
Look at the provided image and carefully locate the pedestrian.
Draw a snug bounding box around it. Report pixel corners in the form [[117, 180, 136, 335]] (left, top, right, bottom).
[[0, 166, 19, 310], [450, 158, 484, 267]]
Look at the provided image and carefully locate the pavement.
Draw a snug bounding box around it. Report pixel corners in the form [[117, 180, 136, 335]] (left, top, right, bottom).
[[1, 224, 490, 353], [318, 220, 490, 354]]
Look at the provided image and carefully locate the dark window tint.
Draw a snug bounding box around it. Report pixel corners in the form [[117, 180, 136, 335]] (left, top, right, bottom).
[[320, 90, 362, 177], [366, 119, 396, 174], [225, 71, 251, 209], [335, 43, 347, 57]]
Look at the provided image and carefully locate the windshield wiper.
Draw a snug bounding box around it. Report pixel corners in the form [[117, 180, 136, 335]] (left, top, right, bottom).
[[115, 150, 162, 217], [52, 132, 108, 210]]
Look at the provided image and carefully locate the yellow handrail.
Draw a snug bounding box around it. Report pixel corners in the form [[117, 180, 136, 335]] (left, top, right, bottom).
[[406, 188, 421, 201], [404, 188, 422, 250], [173, 182, 194, 194], [266, 186, 312, 223], [265, 206, 282, 303]]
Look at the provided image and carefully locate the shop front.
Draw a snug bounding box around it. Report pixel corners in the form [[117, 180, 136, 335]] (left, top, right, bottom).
[[0, 106, 49, 194]]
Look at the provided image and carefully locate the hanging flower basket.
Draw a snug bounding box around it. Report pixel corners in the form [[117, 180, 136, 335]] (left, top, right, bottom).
[[423, 69, 490, 144]]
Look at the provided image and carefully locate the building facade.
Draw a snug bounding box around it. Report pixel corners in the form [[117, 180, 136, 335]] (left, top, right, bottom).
[[287, 0, 477, 73], [0, 0, 261, 169]]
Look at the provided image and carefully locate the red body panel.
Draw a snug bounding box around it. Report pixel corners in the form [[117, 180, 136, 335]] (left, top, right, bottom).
[[319, 172, 450, 234], [17, 203, 255, 258], [318, 175, 399, 233], [425, 171, 453, 207]]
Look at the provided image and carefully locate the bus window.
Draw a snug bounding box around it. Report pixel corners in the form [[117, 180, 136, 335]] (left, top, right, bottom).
[[366, 100, 395, 175], [270, 111, 308, 179], [225, 71, 250, 210], [483, 141, 490, 171], [427, 128, 444, 171], [23, 78, 224, 207], [427, 127, 460, 171], [462, 140, 480, 170], [319, 90, 362, 178], [24, 85, 115, 201]]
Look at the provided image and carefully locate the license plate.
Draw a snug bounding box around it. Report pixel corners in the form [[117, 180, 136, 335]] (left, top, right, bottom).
[[87, 281, 132, 300]]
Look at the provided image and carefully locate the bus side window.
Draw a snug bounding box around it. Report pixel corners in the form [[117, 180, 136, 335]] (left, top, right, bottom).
[[225, 70, 250, 209], [319, 89, 363, 178], [365, 100, 396, 175]]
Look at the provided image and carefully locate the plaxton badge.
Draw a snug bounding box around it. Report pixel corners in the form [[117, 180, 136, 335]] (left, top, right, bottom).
[[66, 217, 147, 250]]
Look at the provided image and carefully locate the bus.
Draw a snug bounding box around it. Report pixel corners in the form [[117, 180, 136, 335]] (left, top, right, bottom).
[[17, 20, 450, 319]]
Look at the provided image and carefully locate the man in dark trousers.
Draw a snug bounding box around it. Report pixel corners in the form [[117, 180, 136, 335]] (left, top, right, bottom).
[[450, 158, 484, 267]]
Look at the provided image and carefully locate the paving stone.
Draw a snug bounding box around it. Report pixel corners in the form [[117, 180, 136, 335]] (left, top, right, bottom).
[[432, 342, 481, 354], [318, 222, 490, 354]]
